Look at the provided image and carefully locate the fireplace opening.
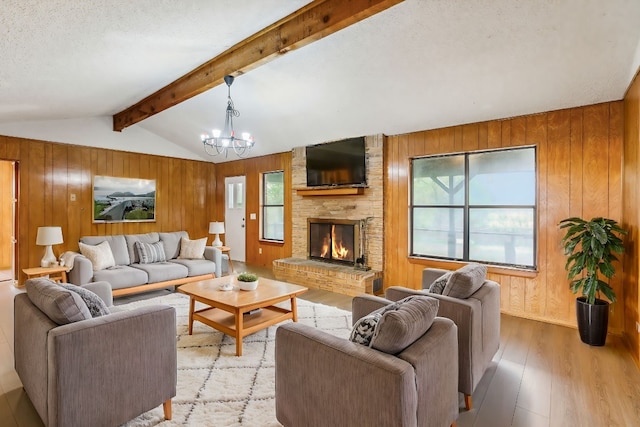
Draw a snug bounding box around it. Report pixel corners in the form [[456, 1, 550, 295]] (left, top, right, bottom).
[[308, 218, 360, 266]]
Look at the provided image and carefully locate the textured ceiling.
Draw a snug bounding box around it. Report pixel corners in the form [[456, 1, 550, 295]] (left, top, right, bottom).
[[1, 0, 640, 162]]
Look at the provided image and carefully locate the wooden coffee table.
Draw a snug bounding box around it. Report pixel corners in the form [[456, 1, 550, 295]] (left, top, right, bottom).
[[178, 276, 307, 356]]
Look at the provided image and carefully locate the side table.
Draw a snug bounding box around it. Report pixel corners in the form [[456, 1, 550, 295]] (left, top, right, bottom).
[[23, 265, 70, 284], [218, 246, 234, 274]]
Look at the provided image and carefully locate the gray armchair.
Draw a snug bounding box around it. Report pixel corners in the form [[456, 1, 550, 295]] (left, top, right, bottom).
[[14, 279, 177, 427], [276, 294, 459, 427], [384, 267, 500, 410]]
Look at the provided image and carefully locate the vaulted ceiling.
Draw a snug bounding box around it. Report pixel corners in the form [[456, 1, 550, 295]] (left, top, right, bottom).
[[1, 0, 640, 162]]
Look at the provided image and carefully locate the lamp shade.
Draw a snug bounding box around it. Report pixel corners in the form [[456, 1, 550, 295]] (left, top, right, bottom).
[[209, 222, 225, 234], [36, 226, 64, 246]]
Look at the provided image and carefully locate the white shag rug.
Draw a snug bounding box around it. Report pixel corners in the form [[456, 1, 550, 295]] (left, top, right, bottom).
[[119, 292, 353, 427]]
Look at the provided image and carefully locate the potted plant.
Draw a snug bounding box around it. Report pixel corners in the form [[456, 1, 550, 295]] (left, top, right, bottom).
[[559, 216, 626, 346], [236, 272, 259, 291]]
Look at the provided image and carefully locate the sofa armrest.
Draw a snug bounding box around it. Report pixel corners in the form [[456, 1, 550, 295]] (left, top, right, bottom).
[[204, 246, 222, 278], [275, 322, 417, 427], [81, 281, 113, 307], [67, 255, 94, 285], [385, 285, 429, 302], [47, 305, 177, 427], [351, 294, 392, 325]]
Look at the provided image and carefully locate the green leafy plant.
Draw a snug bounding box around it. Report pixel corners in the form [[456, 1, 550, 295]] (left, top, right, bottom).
[[236, 272, 259, 282], [559, 217, 626, 304]]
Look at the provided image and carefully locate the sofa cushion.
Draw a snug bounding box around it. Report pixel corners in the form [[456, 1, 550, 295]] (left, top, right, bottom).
[[25, 278, 92, 325], [169, 259, 216, 277], [59, 283, 110, 317], [350, 312, 383, 346], [159, 231, 188, 260], [92, 265, 148, 290], [370, 296, 439, 354], [79, 241, 116, 271], [131, 262, 189, 283], [443, 263, 487, 299], [134, 241, 167, 264], [80, 235, 130, 266], [178, 237, 207, 259], [124, 233, 160, 264], [428, 271, 452, 295]]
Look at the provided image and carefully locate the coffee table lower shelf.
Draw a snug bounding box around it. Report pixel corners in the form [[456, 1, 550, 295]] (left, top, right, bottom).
[[193, 305, 292, 338]]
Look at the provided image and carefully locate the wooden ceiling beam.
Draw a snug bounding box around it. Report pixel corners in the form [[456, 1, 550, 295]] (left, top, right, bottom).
[[113, 0, 404, 131]]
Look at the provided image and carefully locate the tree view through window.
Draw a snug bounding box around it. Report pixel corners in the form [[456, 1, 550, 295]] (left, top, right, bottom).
[[411, 147, 536, 268], [262, 171, 284, 241]]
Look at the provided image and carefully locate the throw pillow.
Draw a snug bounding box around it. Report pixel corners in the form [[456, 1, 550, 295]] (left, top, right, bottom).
[[178, 237, 207, 259], [442, 263, 487, 299], [134, 240, 167, 264], [428, 271, 452, 295], [370, 296, 439, 354], [59, 283, 110, 317], [79, 241, 116, 271], [350, 313, 383, 346], [26, 278, 92, 325]]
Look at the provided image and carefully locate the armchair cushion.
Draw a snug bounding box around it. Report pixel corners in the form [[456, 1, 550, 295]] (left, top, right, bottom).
[[26, 278, 92, 325], [79, 240, 116, 271], [59, 283, 110, 317], [443, 263, 487, 299], [370, 296, 439, 354]]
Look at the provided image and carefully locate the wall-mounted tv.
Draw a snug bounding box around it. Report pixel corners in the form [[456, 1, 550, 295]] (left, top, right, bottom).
[[305, 137, 367, 187]]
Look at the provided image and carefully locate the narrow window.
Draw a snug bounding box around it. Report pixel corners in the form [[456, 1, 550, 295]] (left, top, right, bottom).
[[262, 171, 284, 241]]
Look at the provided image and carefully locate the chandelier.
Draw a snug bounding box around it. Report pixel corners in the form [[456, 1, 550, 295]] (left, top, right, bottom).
[[201, 75, 255, 158]]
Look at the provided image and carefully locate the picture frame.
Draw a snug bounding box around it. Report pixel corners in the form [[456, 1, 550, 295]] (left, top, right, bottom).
[[93, 176, 156, 223]]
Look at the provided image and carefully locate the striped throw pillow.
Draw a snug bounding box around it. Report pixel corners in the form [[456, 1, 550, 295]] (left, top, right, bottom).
[[134, 241, 167, 264]]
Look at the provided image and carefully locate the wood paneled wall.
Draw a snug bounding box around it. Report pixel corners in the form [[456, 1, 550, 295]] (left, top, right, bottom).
[[385, 102, 626, 332], [214, 152, 292, 268], [623, 71, 640, 367], [0, 135, 216, 284], [0, 161, 13, 269]]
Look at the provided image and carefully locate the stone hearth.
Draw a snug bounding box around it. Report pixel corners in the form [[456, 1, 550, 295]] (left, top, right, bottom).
[[273, 258, 382, 296]]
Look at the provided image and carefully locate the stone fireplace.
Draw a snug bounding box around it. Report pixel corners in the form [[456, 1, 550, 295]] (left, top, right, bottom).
[[272, 134, 385, 296]]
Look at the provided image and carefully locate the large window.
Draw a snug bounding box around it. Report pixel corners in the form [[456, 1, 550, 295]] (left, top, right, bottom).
[[411, 147, 536, 268], [262, 171, 284, 241]]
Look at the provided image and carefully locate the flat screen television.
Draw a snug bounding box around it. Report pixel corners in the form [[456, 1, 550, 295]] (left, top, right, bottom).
[[305, 137, 367, 187]]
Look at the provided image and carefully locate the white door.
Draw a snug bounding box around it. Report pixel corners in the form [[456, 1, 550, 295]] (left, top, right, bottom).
[[0, 161, 16, 283], [224, 176, 246, 262]]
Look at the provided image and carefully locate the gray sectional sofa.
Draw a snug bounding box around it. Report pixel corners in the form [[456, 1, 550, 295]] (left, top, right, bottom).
[[68, 231, 225, 296]]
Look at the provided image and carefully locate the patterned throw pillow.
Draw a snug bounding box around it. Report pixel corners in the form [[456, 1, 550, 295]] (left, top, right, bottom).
[[178, 237, 207, 259], [59, 283, 110, 317], [350, 300, 408, 347], [428, 271, 452, 295], [134, 240, 167, 264], [79, 241, 116, 271]]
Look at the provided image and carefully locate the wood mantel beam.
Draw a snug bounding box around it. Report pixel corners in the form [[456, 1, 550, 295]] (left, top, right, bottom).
[[112, 0, 404, 131]]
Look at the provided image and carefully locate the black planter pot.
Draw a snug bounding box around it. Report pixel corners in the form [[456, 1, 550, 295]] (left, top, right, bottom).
[[576, 297, 609, 346]]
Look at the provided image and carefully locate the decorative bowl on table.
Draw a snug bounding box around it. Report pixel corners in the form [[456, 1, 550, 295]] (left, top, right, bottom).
[[236, 272, 259, 291]]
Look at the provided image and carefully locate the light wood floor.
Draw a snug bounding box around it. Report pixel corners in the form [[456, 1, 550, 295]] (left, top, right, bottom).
[[1, 263, 639, 426]]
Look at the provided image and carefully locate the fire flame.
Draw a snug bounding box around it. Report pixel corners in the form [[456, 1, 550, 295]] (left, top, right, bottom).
[[319, 225, 350, 259]]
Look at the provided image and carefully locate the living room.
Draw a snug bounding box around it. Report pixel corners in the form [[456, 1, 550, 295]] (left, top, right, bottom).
[[2, 1, 640, 426]]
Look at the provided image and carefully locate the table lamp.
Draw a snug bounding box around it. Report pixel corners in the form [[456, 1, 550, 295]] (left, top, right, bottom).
[[209, 222, 225, 247], [36, 226, 64, 267]]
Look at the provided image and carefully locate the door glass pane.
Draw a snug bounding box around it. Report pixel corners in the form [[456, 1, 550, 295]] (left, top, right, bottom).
[[412, 207, 463, 258], [469, 208, 534, 266], [413, 155, 465, 205], [469, 148, 535, 205], [227, 183, 234, 209], [235, 183, 243, 208]]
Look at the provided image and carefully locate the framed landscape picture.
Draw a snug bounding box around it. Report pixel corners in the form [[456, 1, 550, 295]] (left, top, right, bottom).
[[93, 176, 156, 223]]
